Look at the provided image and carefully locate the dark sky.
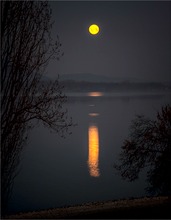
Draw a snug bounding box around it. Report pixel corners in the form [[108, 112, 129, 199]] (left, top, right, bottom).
[[48, 1, 171, 82]]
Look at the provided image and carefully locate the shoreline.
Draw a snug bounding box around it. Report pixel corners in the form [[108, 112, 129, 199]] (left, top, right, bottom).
[[4, 196, 170, 219]]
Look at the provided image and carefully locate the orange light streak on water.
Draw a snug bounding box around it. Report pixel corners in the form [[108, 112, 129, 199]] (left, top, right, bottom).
[[88, 92, 104, 97], [88, 125, 100, 177]]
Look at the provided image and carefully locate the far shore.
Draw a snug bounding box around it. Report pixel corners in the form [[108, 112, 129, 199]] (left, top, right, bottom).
[[4, 196, 170, 219]]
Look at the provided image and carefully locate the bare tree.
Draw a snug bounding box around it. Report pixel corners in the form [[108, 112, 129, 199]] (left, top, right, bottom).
[[114, 105, 171, 196], [1, 1, 72, 214]]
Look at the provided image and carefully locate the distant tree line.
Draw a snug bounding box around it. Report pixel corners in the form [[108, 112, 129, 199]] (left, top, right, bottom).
[[60, 80, 171, 93]]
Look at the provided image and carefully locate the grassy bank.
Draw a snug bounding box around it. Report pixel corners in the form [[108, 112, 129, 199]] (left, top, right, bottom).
[[4, 196, 170, 219]]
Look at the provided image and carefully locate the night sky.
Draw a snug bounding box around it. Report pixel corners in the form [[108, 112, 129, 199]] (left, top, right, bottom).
[[48, 1, 171, 82]]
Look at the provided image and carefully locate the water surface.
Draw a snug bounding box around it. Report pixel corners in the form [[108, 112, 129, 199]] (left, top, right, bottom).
[[8, 92, 170, 214]]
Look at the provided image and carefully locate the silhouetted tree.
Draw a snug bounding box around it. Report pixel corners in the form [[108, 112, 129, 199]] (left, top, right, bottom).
[[1, 1, 72, 214], [114, 105, 171, 196]]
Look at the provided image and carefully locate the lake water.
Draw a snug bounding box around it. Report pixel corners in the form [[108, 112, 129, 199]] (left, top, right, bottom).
[[8, 91, 171, 214]]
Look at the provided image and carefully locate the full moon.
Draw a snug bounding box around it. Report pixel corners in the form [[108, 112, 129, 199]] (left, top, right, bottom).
[[89, 24, 100, 35]]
